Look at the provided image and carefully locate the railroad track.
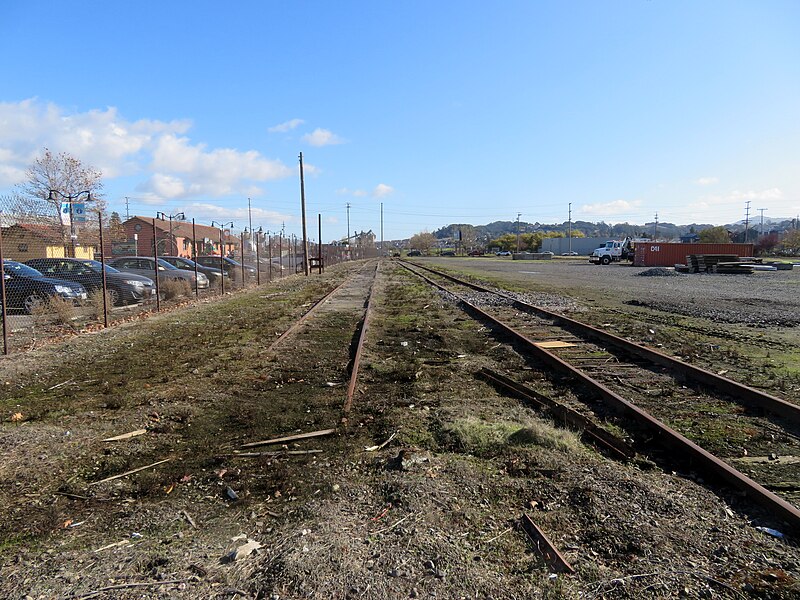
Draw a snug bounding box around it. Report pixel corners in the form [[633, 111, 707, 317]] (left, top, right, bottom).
[[399, 259, 800, 530], [267, 260, 378, 417]]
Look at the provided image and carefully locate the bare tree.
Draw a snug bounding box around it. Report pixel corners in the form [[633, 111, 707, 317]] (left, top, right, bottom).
[[16, 148, 105, 237]]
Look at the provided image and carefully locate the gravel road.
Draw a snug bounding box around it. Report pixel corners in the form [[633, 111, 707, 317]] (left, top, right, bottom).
[[419, 257, 800, 327]]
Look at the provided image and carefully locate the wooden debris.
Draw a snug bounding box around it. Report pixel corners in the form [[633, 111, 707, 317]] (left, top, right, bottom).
[[182, 510, 197, 529], [65, 578, 190, 598], [232, 449, 323, 458], [93, 540, 130, 553], [534, 341, 577, 349], [47, 379, 74, 391], [102, 429, 147, 442], [365, 431, 397, 452], [241, 428, 336, 449], [88, 458, 172, 486]]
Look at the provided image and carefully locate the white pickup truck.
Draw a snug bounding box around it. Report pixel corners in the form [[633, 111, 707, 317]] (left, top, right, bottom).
[[589, 238, 635, 265]]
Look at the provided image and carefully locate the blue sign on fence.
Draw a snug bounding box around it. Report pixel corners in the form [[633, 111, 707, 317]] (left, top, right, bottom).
[[72, 203, 86, 222]]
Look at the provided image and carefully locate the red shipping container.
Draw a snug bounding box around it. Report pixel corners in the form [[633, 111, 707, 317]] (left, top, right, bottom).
[[634, 243, 754, 267]]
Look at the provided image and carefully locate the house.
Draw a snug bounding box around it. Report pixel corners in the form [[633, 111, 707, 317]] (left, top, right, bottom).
[[680, 233, 700, 243], [0, 223, 95, 261], [117, 216, 238, 258]]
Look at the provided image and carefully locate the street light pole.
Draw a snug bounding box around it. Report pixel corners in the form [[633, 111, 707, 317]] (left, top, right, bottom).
[[49, 189, 91, 258], [156, 212, 185, 255], [211, 221, 234, 293]]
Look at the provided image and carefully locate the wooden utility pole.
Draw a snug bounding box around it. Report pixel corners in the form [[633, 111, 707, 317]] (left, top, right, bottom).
[[299, 153, 310, 276]]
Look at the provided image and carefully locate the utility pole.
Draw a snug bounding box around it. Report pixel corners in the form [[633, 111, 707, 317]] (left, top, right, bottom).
[[653, 212, 658, 240], [744, 201, 751, 243], [380, 202, 384, 255], [298, 153, 310, 275], [758, 208, 766, 237], [346, 203, 351, 245], [516, 213, 522, 253], [125, 196, 130, 221], [568, 203, 572, 254]]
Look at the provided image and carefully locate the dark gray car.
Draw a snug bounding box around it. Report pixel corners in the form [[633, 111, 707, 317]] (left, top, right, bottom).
[[158, 256, 227, 285], [108, 256, 209, 289], [25, 258, 155, 305]]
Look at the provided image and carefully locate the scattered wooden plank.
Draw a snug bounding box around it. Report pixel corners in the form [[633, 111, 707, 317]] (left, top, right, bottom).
[[240, 428, 336, 449], [534, 341, 578, 349], [65, 578, 190, 598], [88, 458, 172, 487], [93, 540, 130, 553], [231, 449, 323, 458], [102, 429, 147, 442], [182, 509, 197, 529]]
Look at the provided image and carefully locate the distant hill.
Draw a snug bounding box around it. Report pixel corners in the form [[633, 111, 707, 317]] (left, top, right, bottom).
[[429, 217, 799, 242]]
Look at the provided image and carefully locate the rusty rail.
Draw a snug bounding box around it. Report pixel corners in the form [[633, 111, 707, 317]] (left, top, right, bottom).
[[268, 263, 373, 351], [404, 260, 800, 424], [344, 262, 379, 414], [520, 514, 575, 574], [399, 261, 800, 530]]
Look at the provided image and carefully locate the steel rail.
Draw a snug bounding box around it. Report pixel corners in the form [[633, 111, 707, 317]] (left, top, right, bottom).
[[268, 263, 374, 351], [344, 262, 379, 414], [403, 260, 800, 424], [399, 261, 800, 529]]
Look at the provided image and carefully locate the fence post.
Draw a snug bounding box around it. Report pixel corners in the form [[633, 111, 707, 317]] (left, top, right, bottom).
[[152, 218, 160, 312], [255, 232, 261, 285], [192, 219, 199, 299], [268, 234, 272, 282], [0, 224, 8, 355], [219, 229, 225, 295], [240, 232, 246, 286], [98, 211, 109, 327]]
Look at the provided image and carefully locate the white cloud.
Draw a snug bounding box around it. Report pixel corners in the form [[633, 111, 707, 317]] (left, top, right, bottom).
[[695, 177, 719, 186], [268, 118, 304, 133], [698, 188, 784, 208], [579, 199, 642, 216], [302, 128, 344, 147], [0, 98, 294, 201], [372, 183, 394, 198]]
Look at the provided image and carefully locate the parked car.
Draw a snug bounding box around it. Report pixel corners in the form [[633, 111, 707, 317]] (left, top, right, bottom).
[[1, 260, 87, 314], [407, 250, 422, 257], [441, 250, 456, 257], [496, 251, 512, 256], [25, 258, 155, 306], [195, 255, 257, 278], [107, 257, 209, 289], [158, 256, 227, 285], [561, 251, 579, 256], [468, 250, 483, 256]]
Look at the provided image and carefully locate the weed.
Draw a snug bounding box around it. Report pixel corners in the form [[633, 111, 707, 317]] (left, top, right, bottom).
[[87, 289, 112, 320], [30, 295, 77, 327], [443, 416, 579, 456], [160, 278, 191, 300]]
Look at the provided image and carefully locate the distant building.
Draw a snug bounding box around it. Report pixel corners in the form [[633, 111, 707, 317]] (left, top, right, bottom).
[[1, 224, 95, 260], [680, 233, 700, 243], [118, 216, 238, 258]]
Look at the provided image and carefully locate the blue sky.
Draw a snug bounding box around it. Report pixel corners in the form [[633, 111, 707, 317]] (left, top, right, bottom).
[[1, 1, 798, 241]]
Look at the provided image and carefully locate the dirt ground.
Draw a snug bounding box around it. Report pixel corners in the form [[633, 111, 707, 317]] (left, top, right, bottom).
[[1, 258, 799, 599]]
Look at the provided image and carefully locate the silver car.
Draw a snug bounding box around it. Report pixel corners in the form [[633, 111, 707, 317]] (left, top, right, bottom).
[[108, 256, 209, 290]]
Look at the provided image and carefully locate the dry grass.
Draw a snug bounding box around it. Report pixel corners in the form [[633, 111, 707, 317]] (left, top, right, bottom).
[[87, 289, 113, 320], [160, 277, 191, 300], [30, 294, 77, 327], [443, 416, 579, 456]]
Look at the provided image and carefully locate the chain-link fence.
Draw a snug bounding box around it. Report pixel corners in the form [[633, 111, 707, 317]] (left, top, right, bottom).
[[1, 210, 378, 355]]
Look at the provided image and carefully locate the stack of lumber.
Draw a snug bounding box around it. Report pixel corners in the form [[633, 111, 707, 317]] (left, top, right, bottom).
[[715, 262, 755, 274], [685, 254, 739, 273]]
